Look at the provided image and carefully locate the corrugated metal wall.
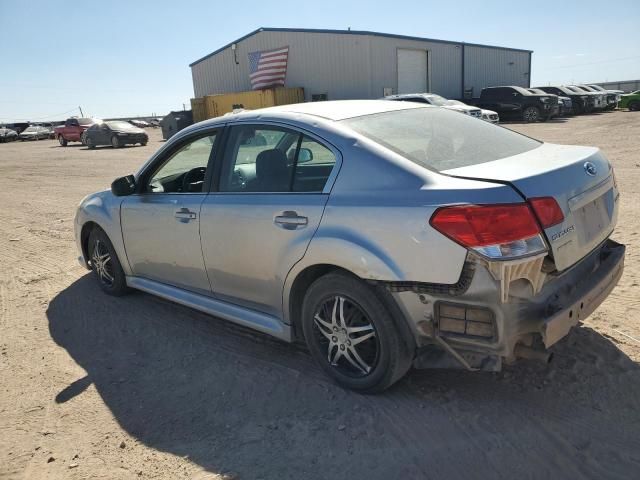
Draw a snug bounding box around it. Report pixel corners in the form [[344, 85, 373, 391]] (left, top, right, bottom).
[[463, 45, 531, 98], [191, 30, 530, 101]]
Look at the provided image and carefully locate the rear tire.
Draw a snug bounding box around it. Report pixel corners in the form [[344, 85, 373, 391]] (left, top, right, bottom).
[[630, 101, 640, 112], [522, 106, 540, 122], [87, 228, 129, 296], [85, 136, 95, 149], [58, 135, 67, 147], [301, 272, 412, 393]]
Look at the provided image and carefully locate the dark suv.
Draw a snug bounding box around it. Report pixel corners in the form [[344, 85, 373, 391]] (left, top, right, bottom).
[[533, 86, 595, 115], [477, 86, 559, 122]]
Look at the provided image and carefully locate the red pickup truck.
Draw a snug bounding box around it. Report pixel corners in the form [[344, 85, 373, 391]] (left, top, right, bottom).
[[55, 117, 101, 146]]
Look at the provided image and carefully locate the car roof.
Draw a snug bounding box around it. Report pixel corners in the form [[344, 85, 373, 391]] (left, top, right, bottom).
[[210, 99, 427, 122]]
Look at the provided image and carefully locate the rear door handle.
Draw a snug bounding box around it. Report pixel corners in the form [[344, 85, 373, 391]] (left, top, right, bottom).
[[175, 208, 197, 221], [274, 211, 308, 230]]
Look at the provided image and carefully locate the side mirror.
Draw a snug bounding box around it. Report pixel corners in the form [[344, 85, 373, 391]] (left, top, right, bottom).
[[298, 147, 314, 163], [111, 175, 136, 196]]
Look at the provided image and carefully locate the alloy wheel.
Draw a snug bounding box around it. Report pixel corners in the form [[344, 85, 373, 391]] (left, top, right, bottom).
[[91, 239, 114, 286], [523, 107, 539, 122], [312, 295, 379, 377]]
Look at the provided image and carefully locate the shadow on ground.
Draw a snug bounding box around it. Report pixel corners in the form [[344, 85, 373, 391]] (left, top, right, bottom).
[[48, 275, 640, 479]]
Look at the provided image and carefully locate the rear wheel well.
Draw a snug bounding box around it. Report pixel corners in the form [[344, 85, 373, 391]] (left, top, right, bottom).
[[290, 265, 366, 342], [288, 265, 417, 353]]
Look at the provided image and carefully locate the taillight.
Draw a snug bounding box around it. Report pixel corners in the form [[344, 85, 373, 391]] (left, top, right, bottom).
[[430, 204, 547, 260], [529, 197, 564, 228]]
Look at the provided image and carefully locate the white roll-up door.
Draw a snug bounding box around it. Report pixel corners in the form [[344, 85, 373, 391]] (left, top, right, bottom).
[[397, 49, 428, 94]]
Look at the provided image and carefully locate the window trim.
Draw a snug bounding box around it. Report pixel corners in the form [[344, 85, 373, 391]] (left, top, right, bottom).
[[134, 128, 221, 196], [210, 120, 342, 196]]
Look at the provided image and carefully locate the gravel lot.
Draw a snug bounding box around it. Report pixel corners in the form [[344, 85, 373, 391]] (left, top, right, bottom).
[[1, 112, 639, 480]]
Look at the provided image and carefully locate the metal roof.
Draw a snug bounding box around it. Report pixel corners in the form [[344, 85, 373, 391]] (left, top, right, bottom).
[[189, 27, 533, 67]]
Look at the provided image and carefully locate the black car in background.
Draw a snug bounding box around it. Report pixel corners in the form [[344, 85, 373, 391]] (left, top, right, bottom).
[[476, 86, 559, 122], [528, 88, 573, 117], [533, 86, 595, 114], [84, 121, 148, 149], [0, 127, 18, 142]]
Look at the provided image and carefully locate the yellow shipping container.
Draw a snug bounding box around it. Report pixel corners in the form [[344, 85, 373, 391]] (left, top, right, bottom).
[[190, 97, 207, 123], [193, 87, 304, 121]]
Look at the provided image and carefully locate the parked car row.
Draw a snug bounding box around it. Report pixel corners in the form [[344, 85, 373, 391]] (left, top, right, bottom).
[[0, 124, 54, 141], [53, 117, 151, 148], [466, 83, 626, 122]]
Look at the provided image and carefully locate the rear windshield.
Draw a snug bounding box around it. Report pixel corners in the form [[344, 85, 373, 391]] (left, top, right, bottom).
[[341, 107, 541, 172]]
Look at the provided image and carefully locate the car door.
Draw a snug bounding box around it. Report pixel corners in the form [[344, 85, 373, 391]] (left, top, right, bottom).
[[86, 124, 100, 144], [200, 123, 340, 316], [98, 124, 112, 145], [120, 129, 219, 296], [496, 88, 519, 113]]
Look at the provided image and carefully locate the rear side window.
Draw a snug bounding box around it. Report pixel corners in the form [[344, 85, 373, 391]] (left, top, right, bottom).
[[220, 125, 336, 193], [342, 107, 541, 172]]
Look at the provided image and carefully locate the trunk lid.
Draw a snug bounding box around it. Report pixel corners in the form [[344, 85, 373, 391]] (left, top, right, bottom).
[[443, 143, 619, 271]]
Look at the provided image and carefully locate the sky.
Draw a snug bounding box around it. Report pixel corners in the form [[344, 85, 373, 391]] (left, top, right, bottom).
[[1, 0, 639, 122]]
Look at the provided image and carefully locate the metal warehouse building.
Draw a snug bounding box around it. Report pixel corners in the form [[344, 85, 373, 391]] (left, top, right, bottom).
[[190, 27, 532, 101]]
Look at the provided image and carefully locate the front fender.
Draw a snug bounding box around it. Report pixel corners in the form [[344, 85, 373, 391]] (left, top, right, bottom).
[[74, 191, 130, 274]]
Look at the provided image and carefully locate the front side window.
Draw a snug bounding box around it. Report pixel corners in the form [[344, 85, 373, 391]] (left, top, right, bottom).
[[146, 133, 217, 194], [220, 125, 336, 193]]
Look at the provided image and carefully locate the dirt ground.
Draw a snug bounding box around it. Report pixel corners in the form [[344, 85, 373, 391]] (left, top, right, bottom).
[[1, 112, 639, 480]]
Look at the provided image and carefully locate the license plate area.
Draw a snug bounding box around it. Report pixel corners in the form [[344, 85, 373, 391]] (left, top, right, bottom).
[[573, 189, 613, 247]]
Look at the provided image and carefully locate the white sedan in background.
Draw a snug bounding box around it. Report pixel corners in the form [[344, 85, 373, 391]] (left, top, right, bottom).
[[385, 93, 499, 123]]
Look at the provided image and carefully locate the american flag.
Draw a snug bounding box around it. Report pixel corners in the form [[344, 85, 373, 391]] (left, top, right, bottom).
[[247, 46, 289, 90]]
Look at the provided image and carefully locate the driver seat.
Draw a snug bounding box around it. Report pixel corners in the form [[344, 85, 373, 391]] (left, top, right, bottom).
[[246, 149, 290, 192]]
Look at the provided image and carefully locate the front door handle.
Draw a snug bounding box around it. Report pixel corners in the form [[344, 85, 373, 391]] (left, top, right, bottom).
[[175, 208, 197, 221], [274, 211, 308, 230]]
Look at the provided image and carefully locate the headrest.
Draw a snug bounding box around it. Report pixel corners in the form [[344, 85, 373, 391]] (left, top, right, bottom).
[[255, 149, 288, 179]]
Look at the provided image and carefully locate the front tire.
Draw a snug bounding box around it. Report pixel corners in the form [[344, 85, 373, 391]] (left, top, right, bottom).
[[111, 135, 121, 148], [88, 228, 129, 296], [522, 106, 540, 122], [301, 272, 412, 393], [85, 136, 95, 149]]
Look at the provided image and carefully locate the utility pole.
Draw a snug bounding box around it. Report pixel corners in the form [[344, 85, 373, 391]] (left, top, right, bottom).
[[78, 106, 84, 117]]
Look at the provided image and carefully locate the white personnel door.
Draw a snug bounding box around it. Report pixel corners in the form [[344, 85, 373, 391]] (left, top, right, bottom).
[[397, 49, 428, 94]]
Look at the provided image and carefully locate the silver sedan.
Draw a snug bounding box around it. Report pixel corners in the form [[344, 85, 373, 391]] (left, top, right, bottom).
[[75, 100, 625, 392]]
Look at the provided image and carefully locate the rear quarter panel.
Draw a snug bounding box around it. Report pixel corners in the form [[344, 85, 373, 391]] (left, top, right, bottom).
[[288, 132, 524, 286]]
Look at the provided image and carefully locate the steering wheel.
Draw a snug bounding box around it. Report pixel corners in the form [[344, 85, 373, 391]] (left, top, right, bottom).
[[181, 167, 207, 193]]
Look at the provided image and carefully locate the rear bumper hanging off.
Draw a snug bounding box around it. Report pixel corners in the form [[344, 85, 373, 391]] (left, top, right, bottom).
[[391, 239, 625, 371]]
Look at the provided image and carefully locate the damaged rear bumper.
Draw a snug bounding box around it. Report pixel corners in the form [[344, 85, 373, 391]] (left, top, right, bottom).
[[389, 239, 625, 371]]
